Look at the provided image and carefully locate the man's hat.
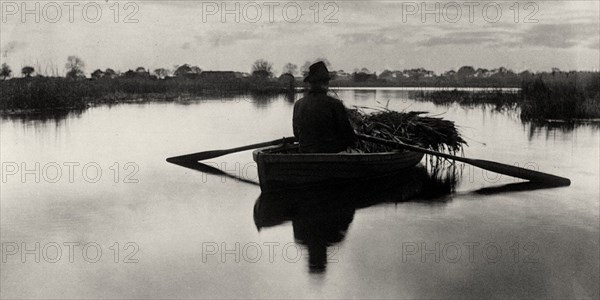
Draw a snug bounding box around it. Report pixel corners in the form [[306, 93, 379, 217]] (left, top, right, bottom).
[[304, 61, 331, 83]]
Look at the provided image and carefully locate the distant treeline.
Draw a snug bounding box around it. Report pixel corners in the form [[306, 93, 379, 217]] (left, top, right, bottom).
[[0, 58, 301, 111], [0, 57, 599, 120], [329, 67, 599, 88]]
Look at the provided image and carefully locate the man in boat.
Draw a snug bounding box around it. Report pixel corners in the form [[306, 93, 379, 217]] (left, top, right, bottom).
[[293, 61, 357, 153]]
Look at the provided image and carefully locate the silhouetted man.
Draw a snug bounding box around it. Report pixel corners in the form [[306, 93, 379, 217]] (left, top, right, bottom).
[[293, 61, 356, 153]]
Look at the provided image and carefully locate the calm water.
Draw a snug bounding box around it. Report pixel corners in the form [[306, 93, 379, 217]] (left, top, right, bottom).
[[1, 89, 598, 299]]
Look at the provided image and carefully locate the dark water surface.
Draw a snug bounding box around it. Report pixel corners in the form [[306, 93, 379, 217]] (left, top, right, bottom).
[[1, 89, 598, 298]]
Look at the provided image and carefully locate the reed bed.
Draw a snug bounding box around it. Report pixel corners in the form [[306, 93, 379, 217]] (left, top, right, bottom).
[[411, 89, 521, 110], [520, 75, 600, 120], [0, 77, 295, 111]]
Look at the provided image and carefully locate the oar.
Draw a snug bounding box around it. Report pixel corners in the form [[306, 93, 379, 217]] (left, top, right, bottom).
[[166, 136, 297, 162], [356, 133, 571, 186]]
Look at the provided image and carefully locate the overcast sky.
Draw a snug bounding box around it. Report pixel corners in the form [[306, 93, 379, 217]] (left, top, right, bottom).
[[1, 0, 598, 75]]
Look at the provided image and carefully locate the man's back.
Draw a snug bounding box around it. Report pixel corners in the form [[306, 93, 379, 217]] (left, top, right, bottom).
[[292, 92, 356, 153]]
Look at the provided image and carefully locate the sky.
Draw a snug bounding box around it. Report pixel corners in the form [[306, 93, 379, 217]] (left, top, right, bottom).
[[1, 0, 599, 76]]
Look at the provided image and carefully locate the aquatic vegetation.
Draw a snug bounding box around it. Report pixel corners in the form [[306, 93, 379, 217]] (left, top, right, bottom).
[[412, 72, 600, 121], [411, 89, 520, 110], [520, 74, 600, 120], [0, 77, 89, 111], [0, 76, 296, 111]]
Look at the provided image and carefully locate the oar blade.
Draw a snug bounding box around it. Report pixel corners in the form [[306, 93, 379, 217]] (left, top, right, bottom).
[[356, 133, 571, 186], [166, 136, 297, 163], [166, 149, 231, 163], [469, 159, 571, 186]]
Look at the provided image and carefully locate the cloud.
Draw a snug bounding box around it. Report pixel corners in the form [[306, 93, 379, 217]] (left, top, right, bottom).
[[517, 23, 599, 49], [197, 30, 264, 47], [417, 31, 509, 47], [339, 32, 402, 45], [415, 23, 600, 50], [181, 42, 191, 50], [588, 39, 600, 51]]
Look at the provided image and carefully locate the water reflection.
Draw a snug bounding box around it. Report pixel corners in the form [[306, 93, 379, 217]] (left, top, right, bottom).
[[0, 109, 84, 124], [254, 166, 456, 273], [525, 120, 600, 140], [351, 89, 377, 101], [284, 91, 297, 103], [166, 159, 260, 186], [247, 92, 299, 107], [473, 181, 568, 195]]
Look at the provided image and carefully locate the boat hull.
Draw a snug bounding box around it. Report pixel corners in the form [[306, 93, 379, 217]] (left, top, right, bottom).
[[252, 145, 424, 191]]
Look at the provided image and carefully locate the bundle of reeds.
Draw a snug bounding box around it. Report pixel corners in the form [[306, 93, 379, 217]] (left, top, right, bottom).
[[347, 107, 467, 155]]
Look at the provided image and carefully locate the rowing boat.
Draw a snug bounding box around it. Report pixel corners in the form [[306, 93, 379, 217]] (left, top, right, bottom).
[[252, 143, 424, 191]]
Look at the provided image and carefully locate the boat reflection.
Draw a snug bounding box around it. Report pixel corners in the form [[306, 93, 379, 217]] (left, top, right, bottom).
[[253, 166, 457, 273]]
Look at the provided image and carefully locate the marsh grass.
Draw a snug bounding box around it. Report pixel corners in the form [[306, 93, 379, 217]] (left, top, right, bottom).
[[412, 72, 600, 121], [0, 77, 294, 111], [410, 89, 521, 111], [520, 74, 600, 120]]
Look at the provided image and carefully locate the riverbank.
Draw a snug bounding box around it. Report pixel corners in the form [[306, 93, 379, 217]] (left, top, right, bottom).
[[1, 73, 599, 122], [0, 76, 295, 111]]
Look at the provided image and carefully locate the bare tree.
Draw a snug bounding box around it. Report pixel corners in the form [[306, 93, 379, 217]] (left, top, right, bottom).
[[1, 63, 11, 80], [65, 55, 85, 78], [251, 59, 273, 78], [282, 63, 298, 76]]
